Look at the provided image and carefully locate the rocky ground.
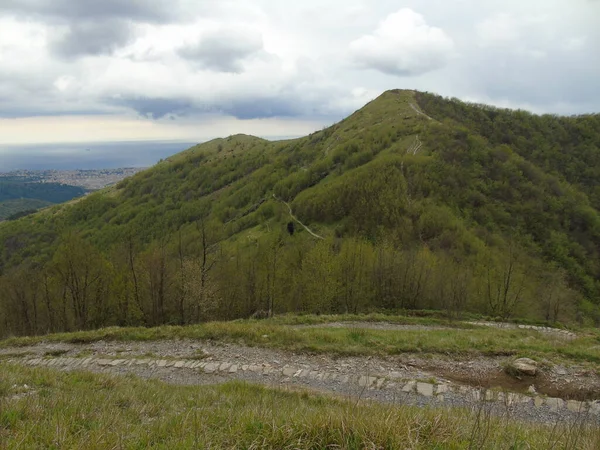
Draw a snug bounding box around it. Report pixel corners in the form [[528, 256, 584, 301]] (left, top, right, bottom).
[[2, 324, 599, 426]]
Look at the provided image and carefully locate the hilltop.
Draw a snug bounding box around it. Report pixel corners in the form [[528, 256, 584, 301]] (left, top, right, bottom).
[[1, 89, 600, 336]]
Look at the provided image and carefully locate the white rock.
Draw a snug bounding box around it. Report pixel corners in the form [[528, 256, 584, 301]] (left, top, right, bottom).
[[511, 358, 538, 376]]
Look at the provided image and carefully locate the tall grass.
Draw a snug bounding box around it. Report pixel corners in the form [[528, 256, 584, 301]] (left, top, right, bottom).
[[1, 364, 598, 449]]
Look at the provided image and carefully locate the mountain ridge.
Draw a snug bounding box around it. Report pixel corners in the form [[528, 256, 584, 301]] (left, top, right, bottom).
[[1, 89, 600, 337]]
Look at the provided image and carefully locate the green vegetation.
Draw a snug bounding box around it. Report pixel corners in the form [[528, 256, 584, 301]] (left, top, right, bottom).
[[1, 89, 600, 339], [1, 364, 598, 448], [0, 181, 85, 220], [0, 198, 52, 221], [2, 316, 599, 367]]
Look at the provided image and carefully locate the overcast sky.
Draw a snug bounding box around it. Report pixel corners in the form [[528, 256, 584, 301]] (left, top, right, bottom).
[[0, 0, 598, 145]]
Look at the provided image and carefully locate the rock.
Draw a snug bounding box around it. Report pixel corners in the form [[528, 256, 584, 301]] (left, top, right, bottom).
[[416, 382, 434, 397], [567, 400, 584, 412], [402, 381, 416, 393], [554, 366, 568, 375], [546, 397, 564, 411], [510, 358, 538, 376], [527, 385, 537, 394], [358, 376, 373, 387], [282, 367, 296, 377]]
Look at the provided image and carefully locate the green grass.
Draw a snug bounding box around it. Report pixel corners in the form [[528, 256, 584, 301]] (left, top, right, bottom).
[[0, 363, 598, 449], [2, 315, 599, 368]]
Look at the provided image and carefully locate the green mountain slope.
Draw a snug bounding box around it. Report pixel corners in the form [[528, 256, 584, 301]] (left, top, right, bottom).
[[0, 181, 85, 220], [1, 90, 600, 337], [0, 198, 53, 221]]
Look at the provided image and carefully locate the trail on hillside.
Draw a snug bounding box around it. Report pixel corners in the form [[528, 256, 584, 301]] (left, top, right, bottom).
[[2, 330, 598, 425], [273, 194, 324, 240], [406, 135, 423, 155], [409, 103, 437, 122]]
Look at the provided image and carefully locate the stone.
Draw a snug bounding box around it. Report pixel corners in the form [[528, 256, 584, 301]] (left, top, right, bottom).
[[282, 367, 296, 377], [402, 381, 416, 393], [510, 358, 538, 376], [546, 397, 564, 411], [157, 360, 167, 368], [249, 365, 261, 373], [376, 378, 385, 389], [219, 363, 231, 372], [485, 391, 497, 401], [242, 365, 249, 371], [174, 361, 185, 368], [534, 397, 544, 407], [293, 369, 303, 377], [359, 376, 377, 388], [204, 363, 218, 373], [589, 401, 600, 416], [436, 384, 449, 395], [338, 375, 350, 384], [527, 385, 537, 394], [229, 365, 238, 374], [567, 400, 584, 412], [416, 383, 434, 397]]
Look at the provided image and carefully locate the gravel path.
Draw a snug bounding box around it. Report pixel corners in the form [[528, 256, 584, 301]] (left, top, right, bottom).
[[2, 338, 599, 425]]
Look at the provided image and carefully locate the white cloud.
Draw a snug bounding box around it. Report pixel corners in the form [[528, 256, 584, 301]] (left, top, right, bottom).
[[349, 8, 455, 76], [476, 13, 520, 46], [0, 0, 599, 145]]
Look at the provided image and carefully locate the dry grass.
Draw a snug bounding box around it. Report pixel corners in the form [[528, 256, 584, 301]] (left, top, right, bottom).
[[1, 363, 598, 449]]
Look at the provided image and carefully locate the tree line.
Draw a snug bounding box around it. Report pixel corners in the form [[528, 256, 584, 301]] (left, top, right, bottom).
[[0, 221, 588, 338]]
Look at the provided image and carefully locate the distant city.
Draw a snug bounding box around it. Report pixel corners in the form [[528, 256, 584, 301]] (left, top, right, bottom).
[[1, 168, 148, 191]]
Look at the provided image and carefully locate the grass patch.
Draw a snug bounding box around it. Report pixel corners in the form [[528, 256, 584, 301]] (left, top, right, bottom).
[[1, 315, 598, 368], [0, 363, 598, 449]]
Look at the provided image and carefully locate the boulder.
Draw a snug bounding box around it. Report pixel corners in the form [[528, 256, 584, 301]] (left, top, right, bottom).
[[511, 358, 538, 376]]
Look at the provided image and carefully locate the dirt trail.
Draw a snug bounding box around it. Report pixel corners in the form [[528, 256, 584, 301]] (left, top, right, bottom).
[[409, 103, 437, 122], [273, 194, 324, 240], [2, 336, 599, 425]]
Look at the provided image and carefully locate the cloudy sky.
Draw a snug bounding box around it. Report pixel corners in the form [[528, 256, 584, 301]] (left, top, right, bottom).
[[0, 0, 598, 146]]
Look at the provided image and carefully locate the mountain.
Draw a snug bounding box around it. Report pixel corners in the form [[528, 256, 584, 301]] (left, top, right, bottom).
[[0, 179, 86, 221], [1, 89, 600, 337]]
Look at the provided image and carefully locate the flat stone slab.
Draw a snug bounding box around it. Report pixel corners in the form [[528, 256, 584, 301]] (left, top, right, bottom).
[[546, 397, 564, 411], [416, 382, 434, 397], [402, 381, 416, 393], [282, 367, 296, 377], [358, 376, 377, 388]]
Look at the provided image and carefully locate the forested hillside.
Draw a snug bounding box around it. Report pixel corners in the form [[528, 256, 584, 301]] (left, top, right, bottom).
[[1, 90, 600, 337], [0, 181, 85, 220]]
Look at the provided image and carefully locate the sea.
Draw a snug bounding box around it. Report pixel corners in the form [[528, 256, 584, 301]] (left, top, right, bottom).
[[0, 141, 199, 171]]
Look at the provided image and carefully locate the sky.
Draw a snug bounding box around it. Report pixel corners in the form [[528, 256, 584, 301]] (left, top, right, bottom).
[[0, 0, 598, 147]]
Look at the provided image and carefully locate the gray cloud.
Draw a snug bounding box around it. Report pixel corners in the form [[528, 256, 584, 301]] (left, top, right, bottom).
[[1, 0, 599, 127], [179, 29, 264, 73], [0, 0, 177, 22], [107, 97, 194, 119], [51, 20, 133, 58]]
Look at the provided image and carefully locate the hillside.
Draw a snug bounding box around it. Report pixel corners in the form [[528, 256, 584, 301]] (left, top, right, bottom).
[[0, 179, 86, 221], [1, 89, 600, 337]]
